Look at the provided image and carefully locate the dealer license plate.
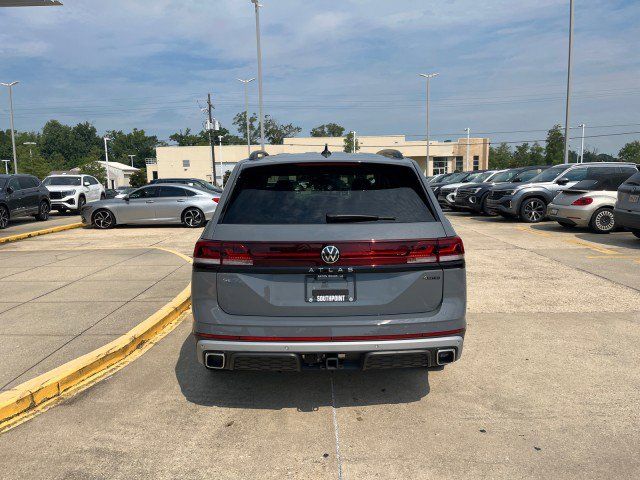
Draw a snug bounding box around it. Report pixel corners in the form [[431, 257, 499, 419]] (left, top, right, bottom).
[[306, 274, 355, 303], [630, 194, 639, 203], [550, 208, 558, 215]]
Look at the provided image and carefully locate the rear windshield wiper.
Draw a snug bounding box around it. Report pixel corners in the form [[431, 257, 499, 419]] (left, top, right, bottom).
[[326, 214, 396, 223]]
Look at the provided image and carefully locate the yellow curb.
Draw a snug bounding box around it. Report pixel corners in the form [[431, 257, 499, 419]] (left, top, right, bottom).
[[0, 249, 193, 431], [0, 222, 83, 245]]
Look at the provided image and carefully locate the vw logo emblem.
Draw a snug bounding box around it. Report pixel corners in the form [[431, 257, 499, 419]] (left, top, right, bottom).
[[321, 245, 340, 264]]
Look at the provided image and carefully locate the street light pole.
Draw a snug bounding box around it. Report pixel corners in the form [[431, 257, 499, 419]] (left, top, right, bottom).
[[237, 78, 256, 156], [218, 135, 224, 185], [1, 82, 20, 174], [251, 0, 266, 150], [579, 123, 585, 163], [563, 0, 574, 164], [23, 142, 36, 159], [464, 128, 471, 172], [103, 137, 112, 189], [128, 154, 136, 167], [419, 73, 439, 175], [2, 160, 10, 175]]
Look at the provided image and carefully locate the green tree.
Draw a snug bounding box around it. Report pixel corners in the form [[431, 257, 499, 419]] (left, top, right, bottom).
[[310, 123, 345, 137], [545, 125, 564, 165], [512, 143, 531, 167], [232, 112, 259, 144], [264, 115, 301, 145], [618, 141, 640, 163], [105, 128, 159, 168], [488, 143, 512, 169], [169, 128, 208, 146], [79, 160, 106, 185], [343, 132, 360, 153], [530, 142, 545, 165], [129, 168, 147, 188]]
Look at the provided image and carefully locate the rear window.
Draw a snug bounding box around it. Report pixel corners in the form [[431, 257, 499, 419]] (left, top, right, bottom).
[[568, 167, 638, 191], [623, 172, 640, 186], [221, 163, 436, 224]]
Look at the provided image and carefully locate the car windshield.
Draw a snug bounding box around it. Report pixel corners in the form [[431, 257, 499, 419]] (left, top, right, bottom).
[[222, 163, 435, 224], [43, 176, 82, 186], [466, 172, 491, 183], [442, 173, 468, 184], [528, 165, 569, 183], [489, 170, 518, 183]]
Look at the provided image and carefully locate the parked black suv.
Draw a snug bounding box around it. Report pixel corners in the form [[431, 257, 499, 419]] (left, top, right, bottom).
[[0, 174, 51, 229], [455, 166, 549, 215]]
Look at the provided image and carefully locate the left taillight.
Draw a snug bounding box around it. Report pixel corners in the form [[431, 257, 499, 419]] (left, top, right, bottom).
[[437, 236, 465, 262], [571, 197, 593, 206], [213, 197, 220, 203]]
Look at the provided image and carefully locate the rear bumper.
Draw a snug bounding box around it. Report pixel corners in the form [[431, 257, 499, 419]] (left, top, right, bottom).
[[614, 208, 640, 230], [547, 204, 591, 227], [196, 335, 464, 371]]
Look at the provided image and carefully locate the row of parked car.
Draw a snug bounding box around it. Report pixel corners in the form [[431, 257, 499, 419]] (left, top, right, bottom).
[[0, 173, 222, 230], [427, 162, 640, 236]]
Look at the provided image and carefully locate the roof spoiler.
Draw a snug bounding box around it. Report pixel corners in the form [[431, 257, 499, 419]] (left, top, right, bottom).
[[376, 149, 404, 160], [249, 150, 269, 161]]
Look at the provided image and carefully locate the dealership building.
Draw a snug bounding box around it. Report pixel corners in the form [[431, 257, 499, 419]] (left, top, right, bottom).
[[147, 135, 490, 184]]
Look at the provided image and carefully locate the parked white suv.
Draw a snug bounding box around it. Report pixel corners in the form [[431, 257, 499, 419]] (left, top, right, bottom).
[[43, 174, 105, 213]]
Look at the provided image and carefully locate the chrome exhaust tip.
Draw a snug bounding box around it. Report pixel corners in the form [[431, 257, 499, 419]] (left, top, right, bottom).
[[436, 349, 456, 366], [204, 352, 226, 370]]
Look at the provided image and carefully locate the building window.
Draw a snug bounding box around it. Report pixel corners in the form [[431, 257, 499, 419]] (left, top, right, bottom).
[[455, 156, 464, 172], [473, 156, 480, 171], [152, 171, 159, 180], [433, 157, 448, 175], [183, 159, 190, 168]]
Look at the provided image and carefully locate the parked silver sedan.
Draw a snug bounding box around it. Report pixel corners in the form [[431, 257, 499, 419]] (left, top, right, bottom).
[[81, 184, 218, 229]]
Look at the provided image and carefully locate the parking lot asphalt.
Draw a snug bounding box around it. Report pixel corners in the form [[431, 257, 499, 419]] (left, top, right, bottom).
[[0, 212, 81, 239], [0, 225, 200, 392], [0, 215, 639, 479]]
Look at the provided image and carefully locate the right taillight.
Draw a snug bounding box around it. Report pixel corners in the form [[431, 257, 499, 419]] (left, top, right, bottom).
[[571, 197, 593, 206], [193, 237, 464, 267]]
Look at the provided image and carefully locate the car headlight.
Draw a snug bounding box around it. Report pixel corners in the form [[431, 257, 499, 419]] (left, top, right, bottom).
[[63, 189, 76, 197], [471, 187, 482, 194], [504, 190, 517, 196]]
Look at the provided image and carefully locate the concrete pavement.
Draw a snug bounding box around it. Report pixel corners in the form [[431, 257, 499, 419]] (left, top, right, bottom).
[[0, 214, 639, 479], [0, 212, 81, 239]]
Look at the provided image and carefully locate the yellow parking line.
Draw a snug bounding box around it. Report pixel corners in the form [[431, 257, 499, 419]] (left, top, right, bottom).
[[0, 222, 83, 245], [516, 225, 622, 255]]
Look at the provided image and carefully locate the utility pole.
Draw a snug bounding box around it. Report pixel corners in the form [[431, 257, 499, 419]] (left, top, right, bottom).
[[237, 78, 256, 156], [103, 136, 112, 189], [352, 131, 356, 153], [579, 123, 585, 163], [419, 73, 439, 175], [563, 0, 574, 164], [207, 93, 218, 185], [251, 0, 266, 149], [128, 154, 136, 167], [1, 82, 19, 174], [218, 135, 224, 185], [464, 128, 471, 172], [2, 160, 10, 175]]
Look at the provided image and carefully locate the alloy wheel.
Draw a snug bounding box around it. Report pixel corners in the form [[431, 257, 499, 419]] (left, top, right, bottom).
[[522, 199, 546, 223], [39, 201, 50, 220], [183, 208, 203, 227], [0, 207, 8, 229], [593, 209, 615, 233], [93, 210, 113, 229]]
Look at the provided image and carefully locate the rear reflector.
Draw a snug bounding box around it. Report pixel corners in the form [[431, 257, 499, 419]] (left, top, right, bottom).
[[193, 237, 464, 267], [195, 328, 465, 342]]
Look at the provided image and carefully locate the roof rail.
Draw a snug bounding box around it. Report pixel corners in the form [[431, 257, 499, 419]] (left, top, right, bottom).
[[249, 150, 269, 161], [376, 149, 404, 160]]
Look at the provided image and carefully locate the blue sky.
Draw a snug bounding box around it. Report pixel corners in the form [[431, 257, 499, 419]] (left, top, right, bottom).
[[0, 0, 639, 154]]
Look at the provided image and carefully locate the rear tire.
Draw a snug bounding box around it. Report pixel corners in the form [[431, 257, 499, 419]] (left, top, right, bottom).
[[92, 209, 115, 229], [519, 197, 547, 223], [35, 200, 50, 221], [0, 205, 9, 229], [589, 208, 615, 234], [182, 207, 205, 228]]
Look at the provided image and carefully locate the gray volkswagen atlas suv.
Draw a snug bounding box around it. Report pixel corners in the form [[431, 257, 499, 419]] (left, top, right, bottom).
[[191, 151, 466, 372]]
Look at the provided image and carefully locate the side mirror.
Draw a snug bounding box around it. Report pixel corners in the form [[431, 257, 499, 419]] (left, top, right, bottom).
[[6, 186, 14, 195], [84, 182, 91, 187], [556, 177, 570, 186], [123, 195, 130, 201]]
